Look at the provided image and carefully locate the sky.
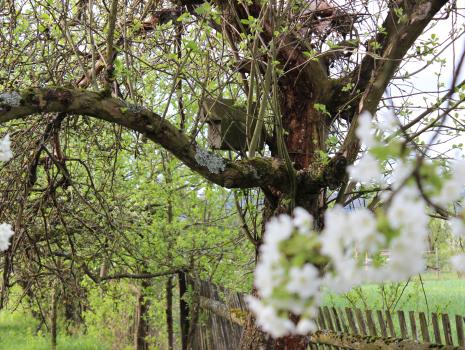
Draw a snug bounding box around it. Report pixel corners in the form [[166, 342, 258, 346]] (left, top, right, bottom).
[[391, 5, 465, 158]]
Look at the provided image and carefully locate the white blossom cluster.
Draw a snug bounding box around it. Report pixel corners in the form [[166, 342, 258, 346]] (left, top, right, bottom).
[[248, 111, 465, 338], [0, 223, 14, 251], [0, 134, 12, 162], [245, 209, 319, 338], [0, 134, 14, 252], [320, 185, 429, 295]]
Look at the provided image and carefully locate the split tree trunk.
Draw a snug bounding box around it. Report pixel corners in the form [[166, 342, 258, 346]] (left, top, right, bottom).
[[134, 280, 151, 350], [240, 90, 328, 349]]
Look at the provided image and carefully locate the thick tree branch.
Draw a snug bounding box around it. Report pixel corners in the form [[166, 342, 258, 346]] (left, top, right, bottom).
[[340, 0, 450, 163], [0, 87, 344, 192]]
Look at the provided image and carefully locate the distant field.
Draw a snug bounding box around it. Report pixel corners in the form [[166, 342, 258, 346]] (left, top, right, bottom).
[[0, 311, 108, 350], [323, 273, 465, 316]]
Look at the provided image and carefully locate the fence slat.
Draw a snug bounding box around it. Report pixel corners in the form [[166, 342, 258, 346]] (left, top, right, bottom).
[[366, 310, 377, 336], [385, 310, 396, 337], [323, 306, 336, 331], [376, 310, 388, 337], [457, 314, 465, 346], [355, 308, 367, 335], [345, 308, 359, 335], [337, 307, 349, 333], [432, 313, 442, 344], [409, 311, 418, 340], [419, 312, 430, 343], [318, 307, 328, 330], [397, 310, 408, 338], [318, 308, 332, 350], [442, 313, 453, 345], [330, 307, 342, 332]]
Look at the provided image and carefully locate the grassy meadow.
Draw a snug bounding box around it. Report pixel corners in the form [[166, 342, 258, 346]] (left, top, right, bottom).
[[1, 273, 464, 348], [322, 272, 465, 343], [323, 272, 465, 315], [0, 311, 108, 350]]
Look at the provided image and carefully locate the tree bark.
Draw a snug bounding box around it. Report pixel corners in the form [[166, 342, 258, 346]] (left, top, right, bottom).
[[239, 84, 333, 348], [166, 276, 174, 350], [134, 280, 150, 350], [51, 284, 58, 350]]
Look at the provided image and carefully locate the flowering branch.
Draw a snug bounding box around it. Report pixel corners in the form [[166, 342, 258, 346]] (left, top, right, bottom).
[[247, 110, 465, 338]]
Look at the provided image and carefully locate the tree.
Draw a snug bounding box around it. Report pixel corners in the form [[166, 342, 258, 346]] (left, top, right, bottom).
[[0, 0, 464, 349]]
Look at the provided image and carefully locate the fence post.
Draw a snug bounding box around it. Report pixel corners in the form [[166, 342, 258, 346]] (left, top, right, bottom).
[[330, 307, 343, 332], [397, 311, 408, 338], [345, 308, 359, 335], [432, 313, 442, 344], [365, 310, 377, 336], [385, 310, 396, 337], [456, 315, 465, 346], [335, 308, 349, 333], [376, 310, 388, 337], [355, 308, 368, 335], [442, 313, 453, 345], [409, 311, 418, 340], [419, 312, 430, 343]]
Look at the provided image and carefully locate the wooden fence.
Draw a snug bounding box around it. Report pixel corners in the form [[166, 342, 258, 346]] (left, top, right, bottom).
[[188, 278, 246, 350], [186, 277, 465, 349], [313, 306, 465, 349]]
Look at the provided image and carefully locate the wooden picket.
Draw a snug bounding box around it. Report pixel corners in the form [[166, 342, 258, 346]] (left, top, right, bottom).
[[185, 276, 465, 349], [432, 312, 442, 344], [457, 315, 465, 346], [310, 307, 465, 349], [419, 311, 430, 342]]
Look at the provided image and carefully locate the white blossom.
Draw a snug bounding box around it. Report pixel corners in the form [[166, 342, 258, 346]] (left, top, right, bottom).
[[254, 260, 285, 298], [323, 265, 361, 294], [387, 186, 428, 232], [293, 207, 313, 234], [432, 161, 465, 207], [264, 215, 293, 246], [377, 109, 398, 133], [433, 180, 463, 207], [296, 318, 317, 335], [356, 111, 376, 147], [320, 205, 346, 262], [245, 296, 295, 338], [450, 254, 465, 273], [286, 264, 320, 299], [450, 217, 465, 239], [0, 223, 14, 251], [349, 208, 385, 253], [0, 134, 12, 162], [248, 179, 440, 337], [452, 160, 465, 179], [271, 297, 307, 315], [390, 161, 413, 190], [347, 153, 384, 184], [384, 235, 426, 281]]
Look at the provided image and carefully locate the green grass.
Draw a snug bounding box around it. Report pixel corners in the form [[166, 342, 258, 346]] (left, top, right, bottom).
[[0, 311, 109, 350], [322, 274, 465, 343], [323, 274, 465, 315]]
